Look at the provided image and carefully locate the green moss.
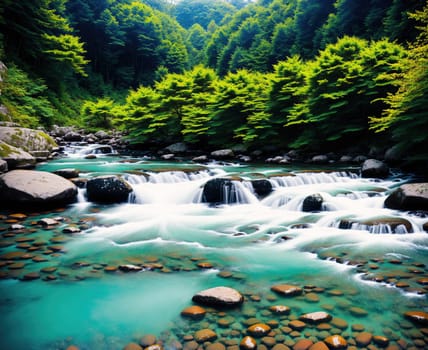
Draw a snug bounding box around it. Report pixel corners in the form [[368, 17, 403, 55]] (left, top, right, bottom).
[[37, 131, 57, 147], [0, 142, 15, 157]]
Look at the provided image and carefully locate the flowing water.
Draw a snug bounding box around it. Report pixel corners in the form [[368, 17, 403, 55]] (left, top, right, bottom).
[[0, 150, 427, 350]]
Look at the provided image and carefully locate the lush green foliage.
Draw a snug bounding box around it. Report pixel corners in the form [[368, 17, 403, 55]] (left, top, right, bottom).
[[0, 0, 426, 165]]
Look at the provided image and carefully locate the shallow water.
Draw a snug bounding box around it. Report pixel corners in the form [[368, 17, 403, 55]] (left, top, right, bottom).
[[1, 153, 427, 349]]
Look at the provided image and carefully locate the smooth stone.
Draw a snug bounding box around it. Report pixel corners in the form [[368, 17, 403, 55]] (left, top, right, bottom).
[[104, 266, 118, 272], [22, 272, 40, 281], [63, 226, 81, 234], [308, 342, 329, 350], [192, 286, 244, 307], [8, 262, 25, 270], [288, 320, 306, 331], [331, 318, 348, 330], [8, 213, 27, 220], [355, 332, 373, 346], [361, 159, 389, 178], [373, 336, 389, 347], [351, 324, 365, 332], [54, 168, 79, 179], [299, 312, 332, 324], [261, 337, 276, 347], [417, 277, 428, 285], [349, 307, 368, 317], [119, 264, 143, 272], [38, 218, 59, 226], [404, 311, 428, 325], [324, 335, 347, 349], [305, 293, 320, 303], [123, 343, 143, 350], [86, 175, 133, 203], [0, 170, 77, 206], [271, 284, 303, 297], [247, 323, 271, 337], [194, 329, 217, 343], [385, 183, 428, 211], [239, 336, 257, 350], [140, 335, 157, 347], [269, 305, 291, 314], [181, 306, 207, 319], [293, 339, 313, 350], [206, 343, 226, 350], [272, 344, 290, 350], [0, 251, 26, 260]]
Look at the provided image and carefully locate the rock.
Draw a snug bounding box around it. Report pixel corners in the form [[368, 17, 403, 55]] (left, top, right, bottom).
[[181, 305, 207, 319], [86, 175, 133, 203], [349, 307, 368, 317], [271, 284, 303, 297], [66, 346, 80, 350], [62, 226, 81, 234], [312, 155, 329, 164], [308, 342, 329, 350], [251, 179, 273, 198], [272, 345, 290, 350], [140, 334, 157, 347], [330, 318, 348, 330], [118, 264, 143, 272], [194, 329, 217, 343], [323, 335, 347, 349], [0, 126, 57, 155], [240, 336, 257, 350], [161, 154, 175, 160], [288, 320, 306, 331], [338, 216, 413, 233], [192, 155, 208, 163], [22, 272, 40, 281], [404, 311, 428, 325], [206, 343, 225, 350], [339, 155, 353, 163], [302, 194, 323, 212], [211, 149, 235, 159], [269, 305, 291, 314], [192, 286, 244, 307], [38, 218, 59, 226], [201, 178, 237, 205], [385, 183, 428, 211], [0, 170, 77, 207], [123, 343, 143, 350], [355, 332, 372, 347], [293, 339, 313, 350], [384, 145, 403, 163], [361, 159, 389, 178], [0, 141, 36, 169], [165, 142, 188, 153], [247, 323, 271, 337], [64, 131, 83, 141], [373, 336, 389, 347], [0, 159, 8, 173], [95, 130, 110, 139], [54, 168, 79, 179], [299, 312, 332, 324]]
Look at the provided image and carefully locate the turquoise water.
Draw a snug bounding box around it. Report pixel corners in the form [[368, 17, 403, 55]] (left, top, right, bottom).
[[1, 153, 427, 349]]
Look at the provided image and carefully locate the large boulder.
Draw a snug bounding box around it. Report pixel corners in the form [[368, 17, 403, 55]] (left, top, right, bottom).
[[251, 179, 273, 198], [165, 142, 188, 153], [0, 170, 77, 207], [385, 183, 428, 211], [361, 159, 389, 178], [192, 286, 244, 307], [0, 126, 57, 156], [302, 193, 323, 212], [202, 178, 236, 204], [0, 141, 36, 169], [0, 158, 8, 173], [86, 175, 133, 203]]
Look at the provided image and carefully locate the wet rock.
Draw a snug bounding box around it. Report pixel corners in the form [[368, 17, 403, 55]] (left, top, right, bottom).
[[140, 335, 157, 347], [192, 286, 243, 307], [293, 339, 313, 350], [22, 272, 40, 281], [119, 264, 143, 272], [240, 336, 257, 350], [308, 341, 329, 350], [261, 337, 276, 347], [63, 226, 81, 234], [192, 155, 208, 163], [385, 183, 428, 211], [312, 155, 329, 164], [181, 305, 207, 319], [417, 277, 428, 285], [251, 180, 273, 198], [269, 305, 291, 315], [302, 194, 323, 212], [338, 217, 413, 233], [330, 318, 348, 330], [54, 168, 79, 179], [271, 284, 303, 297], [247, 323, 271, 337], [299, 312, 332, 324], [165, 143, 188, 154], [211, 149, 234, 159], [324, 335, 347, 349], [86, 175, 133, 203], [0, 170, 77, 207], [349, 307, 368, 317], [355, 332, 373, 346], [194, 329, 217, 342], [64, 131, 83, 142], [361, 159, 389, 178], [272, 345, 291, 350], [201, 178, 237, 205], [404, 311, 428, 325], [373, 335, 389, 347], [305, 293, 320, 303], [206, 343, 226, 350], [38, 218, 59, 226], [288, 320, 306, 331], [123, 342, 143, 350]]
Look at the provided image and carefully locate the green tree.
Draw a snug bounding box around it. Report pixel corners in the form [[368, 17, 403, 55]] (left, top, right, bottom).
[[81, 98, 116, 129]]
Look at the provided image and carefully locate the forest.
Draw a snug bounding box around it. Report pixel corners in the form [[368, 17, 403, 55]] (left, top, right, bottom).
[[0, 0, 427, 161]]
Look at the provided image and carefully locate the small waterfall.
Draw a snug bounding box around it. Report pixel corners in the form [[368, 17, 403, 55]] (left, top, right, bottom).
[[77, 188, 88, 203], [269, 171, 357, 188], [64, 143, 117, 157]]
